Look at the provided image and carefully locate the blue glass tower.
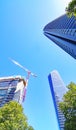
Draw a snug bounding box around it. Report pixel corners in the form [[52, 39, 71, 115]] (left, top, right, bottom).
[[48, 70, 68, 130], [43, 14, 76, 59], [0, 76, 26, 107]]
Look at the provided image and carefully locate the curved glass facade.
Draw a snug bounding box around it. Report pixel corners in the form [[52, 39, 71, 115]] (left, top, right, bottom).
[[48, 70, 68, 130], [44, 14, 76, 59]]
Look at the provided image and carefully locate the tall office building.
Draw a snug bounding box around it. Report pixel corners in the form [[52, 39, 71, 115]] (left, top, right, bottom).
[[0, 75, 26, 107], [48, 70, 68, 130], [43, 14, 76, 59]]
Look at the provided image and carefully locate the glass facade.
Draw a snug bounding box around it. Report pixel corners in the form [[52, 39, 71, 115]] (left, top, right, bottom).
[[0, 76, 26, 107], [48, 70, 68, 130], [43, 14, 76, 59]]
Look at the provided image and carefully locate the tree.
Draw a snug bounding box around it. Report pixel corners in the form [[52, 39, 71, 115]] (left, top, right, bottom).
[[0, 101, 34, 130], [59, 82, 76, 130], [66, 0, 76, 17]]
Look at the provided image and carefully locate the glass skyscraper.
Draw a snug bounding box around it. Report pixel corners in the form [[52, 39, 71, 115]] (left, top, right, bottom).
[[48, 70, 68, 130], [43, 14, 76, 59], [0, 75, 26, 107]]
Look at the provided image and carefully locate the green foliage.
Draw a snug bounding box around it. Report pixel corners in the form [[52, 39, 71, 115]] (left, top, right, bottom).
[[59, 82, 76, 130], [0, 101, 34, 130], [66, 0, 76, 17]]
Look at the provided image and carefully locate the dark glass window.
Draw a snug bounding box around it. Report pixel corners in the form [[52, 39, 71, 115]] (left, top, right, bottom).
[[0, 79, 19, 87]]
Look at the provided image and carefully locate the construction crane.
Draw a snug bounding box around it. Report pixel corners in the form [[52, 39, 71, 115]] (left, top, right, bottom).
[[9, 58, 37, 101]]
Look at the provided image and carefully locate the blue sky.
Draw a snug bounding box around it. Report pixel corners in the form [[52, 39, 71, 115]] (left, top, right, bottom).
[[0, 0, 76, 130]]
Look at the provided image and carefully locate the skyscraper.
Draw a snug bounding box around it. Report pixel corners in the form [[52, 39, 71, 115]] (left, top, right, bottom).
[[43, 14, 76, 59], [48, 70, 68, 130], [0, 75, 26, 107]]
